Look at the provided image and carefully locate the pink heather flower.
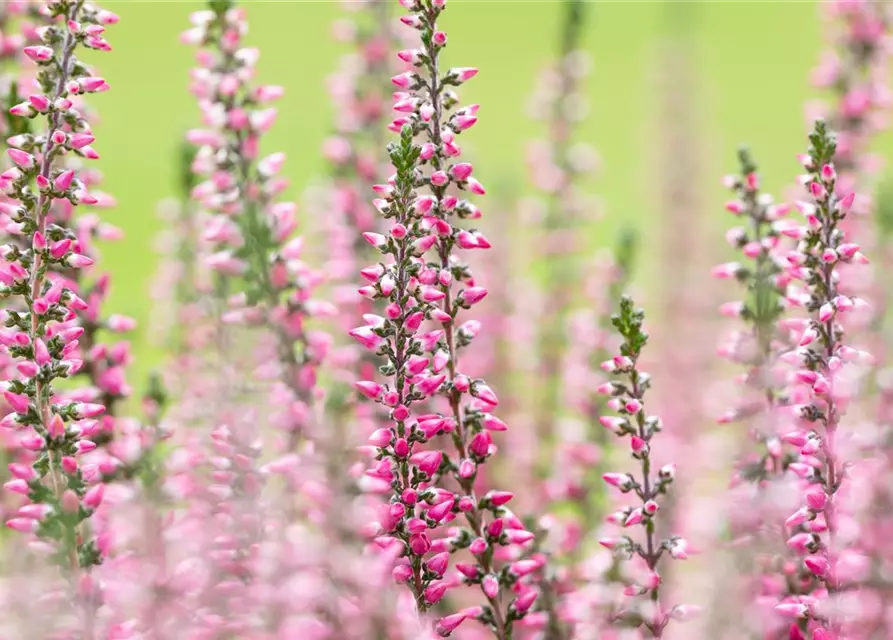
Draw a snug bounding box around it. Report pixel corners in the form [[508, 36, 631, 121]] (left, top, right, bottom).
[[7, 148, 34, 169], [23, 45, 52, 62], [448, 67, 478, 84], [184, 3, 325, 443], [350, 1, 543, 634], [597, 296, 693, 638], [773, 121, 871, 634], [0, 1, 118, 622], [812, 1, 890, 201]]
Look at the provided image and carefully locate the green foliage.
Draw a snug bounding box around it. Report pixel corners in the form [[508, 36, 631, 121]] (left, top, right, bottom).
[[875, 175, 893, 239], [389, 125, 422, 180], [807, 118, 837, 169], [612, 295, 648, 359], [209, 0, 233, 17], [178, 139, 199, 196]]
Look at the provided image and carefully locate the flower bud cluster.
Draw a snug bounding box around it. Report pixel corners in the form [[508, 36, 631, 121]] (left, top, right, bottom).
[[773, 120, 872, 637], [716, 149, 793, 481], [182, 2, 334, 444], [597, 296, 696, 637], [0, 0, 118, 614], [810, 0, 891, 199], [352, 2, 543, 637]]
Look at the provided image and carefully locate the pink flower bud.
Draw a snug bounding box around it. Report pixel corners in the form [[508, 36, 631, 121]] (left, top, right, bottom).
[[725, 200, 744, 215], [6, 518, 37, 533], [67, 254, 94, 268], [435, 612, 468, 636], [805, 487, 827, 511], [69, 133, 95, 149], [510, 560, 539, 577], [7, 149, 34, 169], [9, 102, 36, 118], [76, 440, 97, 454], [393, 564, 413, 582], [837, 191, 855, 213], [463, 287, 488, 306], [61, 489, 80, 513], [356, 381, 384, 400], [424, 581, 447, 604], [362, 232, 387, 249], [391, 72, 414, 90], [804, 554, 828, 577], [454, 115, 477, 131], [449, 67, 478, 84], [426, 552, 449, 577], [482, 574, 499, 598], [469, 537, 487, 555], [23, 46, 52, 62], [603, 473, 631, 490], [83, 484, 104, 510], [472, 383, 498, 406]]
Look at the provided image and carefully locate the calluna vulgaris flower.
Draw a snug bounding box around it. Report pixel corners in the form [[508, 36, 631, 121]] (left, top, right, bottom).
[[184, 2, 333, 447], [534, 233, 637, 638], [773, 119, 872, 638], [322, 0, 400, 440], [714, 150, 808, 637], [811, 0, 891, 201], [352, 1, 542, 637], [597, 295, 696, 637], [0, 0, 118, 630]]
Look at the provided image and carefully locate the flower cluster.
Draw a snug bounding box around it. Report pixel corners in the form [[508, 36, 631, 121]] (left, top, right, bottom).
[[183, 2, 333, 446], [771, 120, 873, 637], [713, 150, 807, 637], [0, 0, 117, 629], [351, 1, 542, 637], [597, 296, 695, 637], [321, 0, 402, 438], [716, 149, 790, 479], [811, 0, 891, 198]]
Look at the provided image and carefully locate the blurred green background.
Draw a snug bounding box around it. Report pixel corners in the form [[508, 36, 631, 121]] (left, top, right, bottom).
[[88, 1, 893, 387]]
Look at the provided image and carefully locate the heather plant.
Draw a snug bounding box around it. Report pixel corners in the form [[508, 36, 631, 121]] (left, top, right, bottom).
[[809, 0, 890, 375], [811, 0, 891, 202], [319, 0, 401, 448], [351, 1, 545, 636], [531, 230, 637, 637], [771, 120, 872, 639], [0, 1, 892, 639], [495, 0, 600, 552], [150, 141, 205, 356], [597, 295, 696, 637], [183, 1, 333, 449], [0, 0, 117, 633], [711, 150, 801, 637]]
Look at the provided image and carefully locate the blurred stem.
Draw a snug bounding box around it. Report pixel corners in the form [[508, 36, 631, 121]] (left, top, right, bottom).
[[534, 0, 590, 473]]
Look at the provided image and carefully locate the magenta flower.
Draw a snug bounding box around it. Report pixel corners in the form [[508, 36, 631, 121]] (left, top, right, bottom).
[[810, 1, 891, 199], [0, 0, 119, 630], [597, 296, 696, 637], [776, 120, 871, 637], [183, 4, 331, 446], [716, 149, 790, 480], [353, 1, 542, 636]]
